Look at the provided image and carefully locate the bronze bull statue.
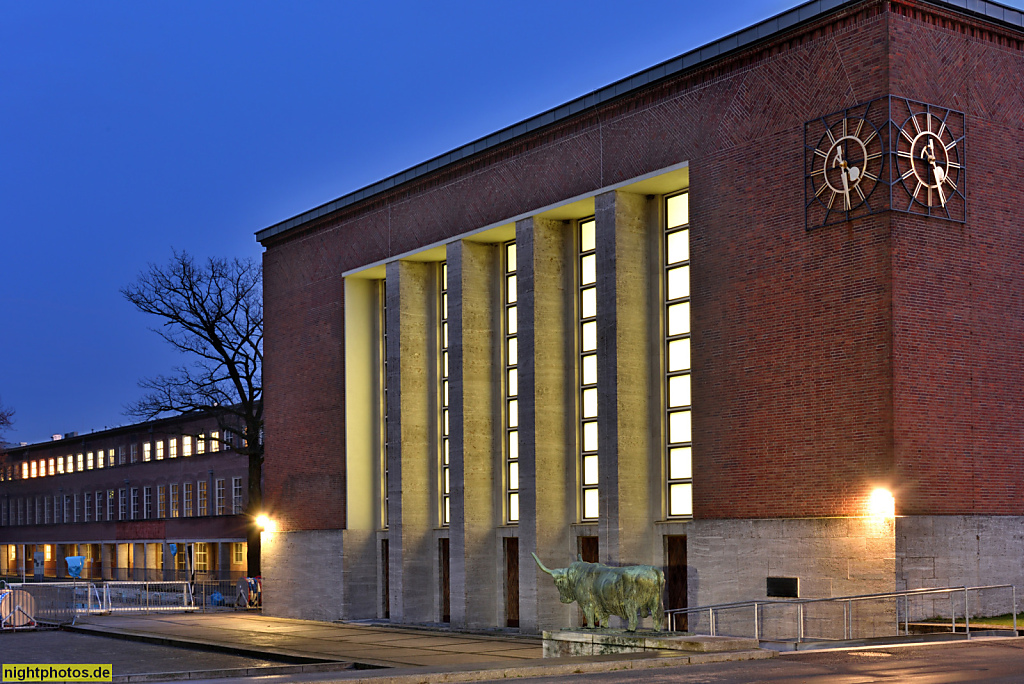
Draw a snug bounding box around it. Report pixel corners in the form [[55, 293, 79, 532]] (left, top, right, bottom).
[[532, 552, 665, 631]]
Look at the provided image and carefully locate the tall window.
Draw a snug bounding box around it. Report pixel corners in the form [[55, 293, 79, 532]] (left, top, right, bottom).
[[170, 484, 180, 518], [210, 431, 220, 452], [197, 434, 206, 454], [107, 490, 115, 521], [439, 262, 450, 526], [155, 441, 164, 460], [216, 479, 225, 515], [503, 241, 520, 523], [665, 192, 693, 517], [379, 279, 389, 529], [143, 443, 151, 462], [131, 488, 139, 520], [158, 485, 166, 518], [198, 481, 208, 516], [184, 482, 194, 517], [578, 218, 599, 521], [194, 543, 208, 572], [74, 493, 81, 522], [84, 492, 92, 522], [183, 436, 192, 457], [86, 452, 94, 470], [118, 490, 126, 521], [232, 477, 243, 514], [76, 453, 84, 471], [169, 439, 178, 458], [144, 487, 152, 519], [96, 491, 103, 521]]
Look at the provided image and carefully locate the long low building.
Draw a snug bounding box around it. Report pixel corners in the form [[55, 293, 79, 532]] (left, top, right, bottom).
[[0, 411, 250, 582], [255, 0, 1024, 631]]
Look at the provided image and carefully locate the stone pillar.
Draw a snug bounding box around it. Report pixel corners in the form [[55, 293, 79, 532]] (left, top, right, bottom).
[[517, 216, 574, 632], [342, 276, 384, 619], [386, 259, 439, 623], [101, 544, 114, 581], [218, 542, 230, 579], [447, 239, 499, 628], [54, 544, 68, 580], [595, 190, 656, 567]]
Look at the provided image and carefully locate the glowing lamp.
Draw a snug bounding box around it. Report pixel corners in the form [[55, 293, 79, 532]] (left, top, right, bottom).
[[868, 488, 895, 518], [255, 514, 276, 533]]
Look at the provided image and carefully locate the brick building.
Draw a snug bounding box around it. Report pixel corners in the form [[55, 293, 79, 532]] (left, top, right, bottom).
[[256, 0, 1024, 631], [0, 411, 250, 582]]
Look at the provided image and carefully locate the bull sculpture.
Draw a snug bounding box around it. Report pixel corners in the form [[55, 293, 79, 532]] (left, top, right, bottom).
[[532, 552, 665, 632]]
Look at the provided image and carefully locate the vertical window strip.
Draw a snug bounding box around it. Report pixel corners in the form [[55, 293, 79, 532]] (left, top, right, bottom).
[[579, 218, 599, 521], [380, 279, 390, 529], [504, 241, 519, 523], [440, 263, 451, 526], [665, 192, 693, 517]]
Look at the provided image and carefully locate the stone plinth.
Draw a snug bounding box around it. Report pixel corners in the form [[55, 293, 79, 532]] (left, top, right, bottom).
[[542, 629, 759, 658]]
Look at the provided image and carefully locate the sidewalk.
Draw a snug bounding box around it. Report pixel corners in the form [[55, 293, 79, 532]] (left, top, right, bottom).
[[67, 612, 774, 683], [69, 613, 544, 669]]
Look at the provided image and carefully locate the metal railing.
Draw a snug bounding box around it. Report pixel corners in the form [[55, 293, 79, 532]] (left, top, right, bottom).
[[666, 584, 1017, 644], [102, 582, 194, 613], [8, 581, 196, 625]]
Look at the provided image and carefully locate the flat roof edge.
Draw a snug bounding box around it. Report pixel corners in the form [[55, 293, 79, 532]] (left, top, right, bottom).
[[255, 0, 1023, 244]]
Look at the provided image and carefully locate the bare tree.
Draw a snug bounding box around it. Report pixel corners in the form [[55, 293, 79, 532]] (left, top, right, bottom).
[[0, 397, 14, 474], [0, 398, 12, 438], [122, 250, 263, 575]]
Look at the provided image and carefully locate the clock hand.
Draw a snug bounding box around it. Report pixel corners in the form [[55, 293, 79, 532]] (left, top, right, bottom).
[[840, 165, 851, 210], [930, 160, 947, 205]]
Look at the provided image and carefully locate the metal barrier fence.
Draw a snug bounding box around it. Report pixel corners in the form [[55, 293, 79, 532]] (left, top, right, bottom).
[[14, 583, 102, 626], [6, 581, 195, 625], [103, 582, 194, 613], [666, 584, 1017, 644]]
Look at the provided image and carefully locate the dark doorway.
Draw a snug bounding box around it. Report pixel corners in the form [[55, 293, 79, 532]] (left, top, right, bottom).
[[381, 539, 390, 619], [439, 538, 450, 623], [578, 535, 599, 562], [504, 537, 519, 628], [666, 535, 687, 631], [576, 535, 599, 626]]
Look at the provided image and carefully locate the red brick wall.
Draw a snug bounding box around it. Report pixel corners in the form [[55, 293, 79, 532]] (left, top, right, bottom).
[[889, 5, 1024, 515]]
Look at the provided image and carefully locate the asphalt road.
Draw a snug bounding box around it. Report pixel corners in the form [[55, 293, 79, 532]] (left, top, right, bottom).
[[183, 638, 1024, 684], [0, 629, 284, 676], [468, 639, 1024, 684]]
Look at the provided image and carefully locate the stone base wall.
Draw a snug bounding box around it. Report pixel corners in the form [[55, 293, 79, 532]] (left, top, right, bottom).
[[896, 516, 1024, 620], [688, 518, 896, 640], [262, 529, 346, 621]]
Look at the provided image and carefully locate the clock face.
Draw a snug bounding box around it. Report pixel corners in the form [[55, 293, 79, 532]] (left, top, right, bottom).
[[895, 110, 964, 211], [810, 117, 884, 213], [805, 105, 887, 229]]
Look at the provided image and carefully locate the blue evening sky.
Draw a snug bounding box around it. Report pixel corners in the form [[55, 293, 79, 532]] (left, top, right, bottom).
[[2, 1, 1014, 444]]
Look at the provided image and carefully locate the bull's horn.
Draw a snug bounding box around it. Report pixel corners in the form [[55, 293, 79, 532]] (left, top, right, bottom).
[[532, 552, 555, 576]]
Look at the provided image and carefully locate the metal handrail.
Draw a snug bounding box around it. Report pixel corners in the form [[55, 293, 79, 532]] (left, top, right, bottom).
[[666, 584, 1017, 642]]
